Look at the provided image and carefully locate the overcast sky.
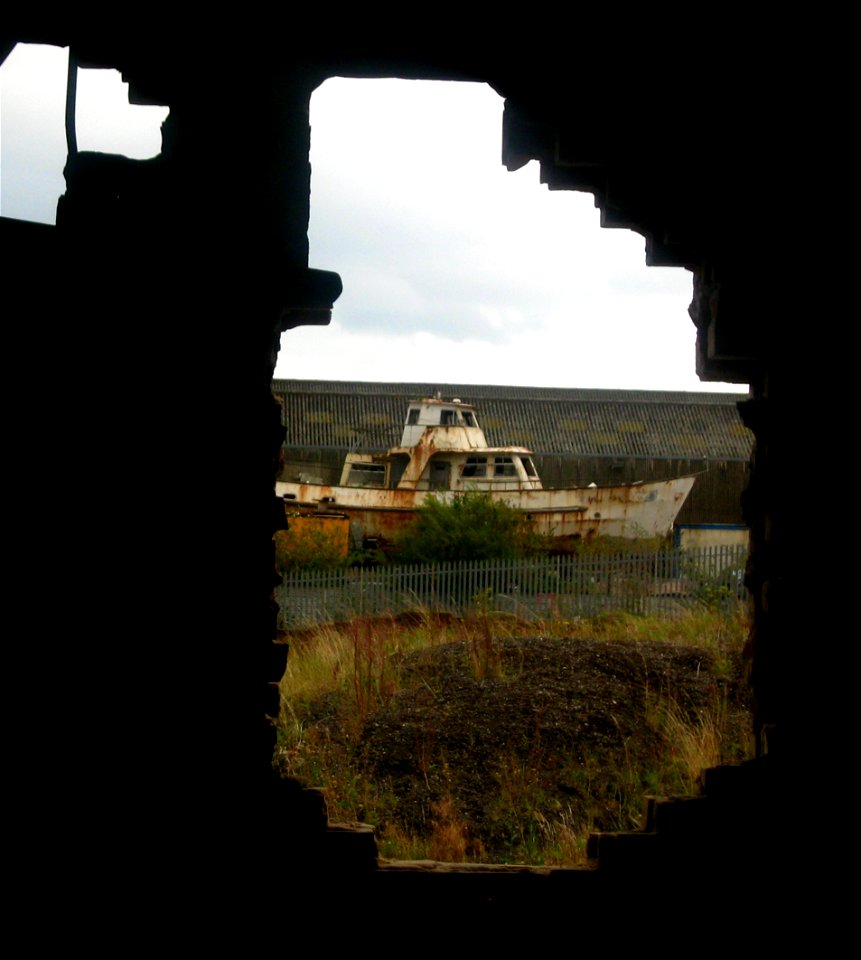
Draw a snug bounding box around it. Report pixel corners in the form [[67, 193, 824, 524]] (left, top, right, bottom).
[[1, 46, 744, 394]]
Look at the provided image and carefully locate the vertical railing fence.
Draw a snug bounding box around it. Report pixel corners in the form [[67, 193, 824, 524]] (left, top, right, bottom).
[[276, 544, 748, 629]]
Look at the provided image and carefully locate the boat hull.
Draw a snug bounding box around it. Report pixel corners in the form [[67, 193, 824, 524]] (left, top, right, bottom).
[[276, 476, 696, 546]]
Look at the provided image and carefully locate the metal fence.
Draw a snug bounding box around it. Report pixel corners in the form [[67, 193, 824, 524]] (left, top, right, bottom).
[[276, 545, 748, 629]]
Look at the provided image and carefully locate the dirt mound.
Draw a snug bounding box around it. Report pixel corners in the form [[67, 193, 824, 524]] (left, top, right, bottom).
[[353, 635, 750, 860]]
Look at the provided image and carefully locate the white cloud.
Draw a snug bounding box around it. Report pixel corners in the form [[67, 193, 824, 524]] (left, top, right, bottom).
[[280, 77, 740, 392], [1, 44, 68, 223]]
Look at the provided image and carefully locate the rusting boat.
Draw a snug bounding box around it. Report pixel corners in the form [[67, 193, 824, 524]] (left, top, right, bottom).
[[276, 396, 695, 550]]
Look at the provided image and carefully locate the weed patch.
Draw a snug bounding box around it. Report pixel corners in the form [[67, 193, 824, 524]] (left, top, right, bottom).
[[276, 608, 752, 864]]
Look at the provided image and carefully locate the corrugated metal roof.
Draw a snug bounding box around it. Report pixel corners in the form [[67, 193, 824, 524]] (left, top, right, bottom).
[[272, 379, 753, 460], [276, 379, 746, 404]]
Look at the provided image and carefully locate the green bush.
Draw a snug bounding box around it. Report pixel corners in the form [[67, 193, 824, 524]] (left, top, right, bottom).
[[392, 492, 549, 564]]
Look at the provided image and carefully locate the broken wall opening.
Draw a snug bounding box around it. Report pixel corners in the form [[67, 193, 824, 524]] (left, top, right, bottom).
[[1, 23, 812, 921], [1, 43, 168, 224], [275, 77, 754, 866]]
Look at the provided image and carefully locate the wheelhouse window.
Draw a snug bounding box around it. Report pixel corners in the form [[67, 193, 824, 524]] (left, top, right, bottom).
[[462, 457, 487, 478], [494, 457, 517, 477], [463, 411, 478, 427], [347, 462, 386, 487], [440, 409, 456, 425], [521, 457, 537, 478], [407, 408, 420, 425]]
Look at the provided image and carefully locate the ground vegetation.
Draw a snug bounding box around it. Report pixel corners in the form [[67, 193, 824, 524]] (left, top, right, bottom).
[[276, 608, 751, 864]]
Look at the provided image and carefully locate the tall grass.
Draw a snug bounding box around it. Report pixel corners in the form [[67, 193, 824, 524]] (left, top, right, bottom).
[[277, 607, 751, 865]]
